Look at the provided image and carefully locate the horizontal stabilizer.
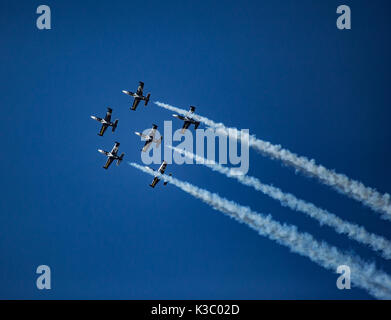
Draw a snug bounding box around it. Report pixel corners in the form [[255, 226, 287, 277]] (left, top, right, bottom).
[[117, 153, 125, 166], [112, 119, 119, 132], [144, 93, 151, 106]]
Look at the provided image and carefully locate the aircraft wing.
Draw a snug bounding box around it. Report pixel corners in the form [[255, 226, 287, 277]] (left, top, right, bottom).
[[159, 162, 167, 174], [131, 98, 141, 110], [98, 124, 108, 136], [104, 109, 112, 122], [142, 140, 152, 152], [181, 121, 191, 133], [111, 142, 120, 155], [103, 157, 114, 169], [150, 177, 160, 188]]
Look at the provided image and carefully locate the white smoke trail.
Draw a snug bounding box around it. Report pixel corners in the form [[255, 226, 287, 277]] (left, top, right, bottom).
[[129, 161, 391, 299], [169, 146, 391, 260], [155, 101, 391, 220]]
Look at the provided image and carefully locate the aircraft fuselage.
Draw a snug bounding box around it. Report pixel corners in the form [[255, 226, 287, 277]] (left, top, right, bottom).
[[174, 114, 196, 123], [122, 90, 143, 99], [91, 116, 113, 126], [108, 153, 120, 159]]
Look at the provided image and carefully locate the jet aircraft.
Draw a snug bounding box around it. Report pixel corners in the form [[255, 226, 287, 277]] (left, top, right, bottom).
[[122, 81, 151, 111], [173, 106, 200, 133], [146, 161, 172, 188], [134, 124, 163, 152], [98, 142, 125, 169], [90, 107, 118, 136]]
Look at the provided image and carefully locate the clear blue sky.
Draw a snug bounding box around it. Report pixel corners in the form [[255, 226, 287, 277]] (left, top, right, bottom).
[[1, 0, 391, 299]]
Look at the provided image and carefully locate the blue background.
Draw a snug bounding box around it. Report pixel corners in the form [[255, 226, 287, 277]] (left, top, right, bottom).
[[1, 0, 390, 299]]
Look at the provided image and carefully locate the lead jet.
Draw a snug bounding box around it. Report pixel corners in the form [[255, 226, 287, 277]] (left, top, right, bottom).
[[134, 124, 163, 152], [98, 142, 125, 169], [90, 107, 119, 136], [173, 106, 200, 133], [122, 81, 151, 111], [146, 161, 172, 188]]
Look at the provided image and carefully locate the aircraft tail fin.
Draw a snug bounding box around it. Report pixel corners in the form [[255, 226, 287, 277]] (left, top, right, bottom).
[[112, 119, 119, 132], [117, 153, 125, 166], [144, 93, 151, 106]]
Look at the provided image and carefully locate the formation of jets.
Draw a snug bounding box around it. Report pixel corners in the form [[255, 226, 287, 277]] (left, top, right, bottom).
[[90, 81, 200, 186]]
